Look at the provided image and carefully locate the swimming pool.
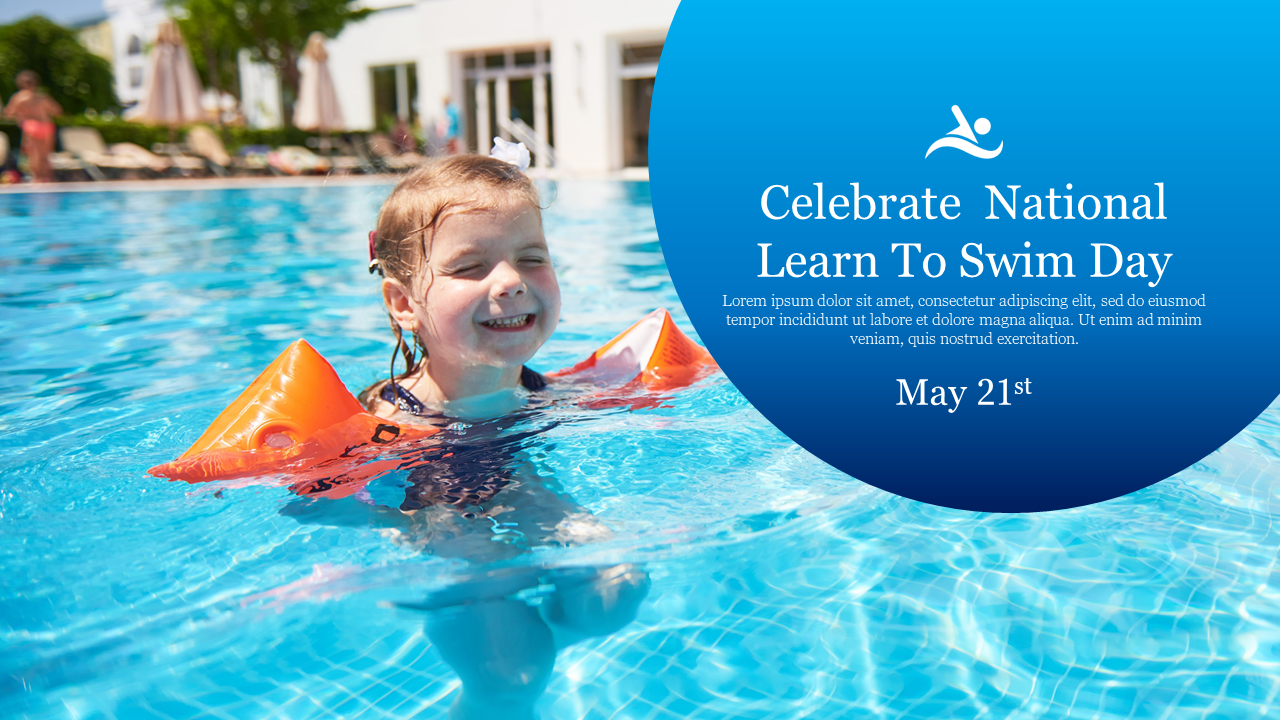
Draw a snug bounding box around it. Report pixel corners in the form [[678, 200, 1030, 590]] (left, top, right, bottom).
[[3, 181, 1279, 719]]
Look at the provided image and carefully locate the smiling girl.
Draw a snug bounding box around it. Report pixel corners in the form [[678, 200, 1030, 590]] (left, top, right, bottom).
[[361, 151, 560, 420], [359, 151, 648, 720]]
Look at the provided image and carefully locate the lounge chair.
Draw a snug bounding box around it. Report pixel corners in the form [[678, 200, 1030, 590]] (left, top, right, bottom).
[[306, 135, 371, 175], [148, 141, 212, 176], [54, 127, 169, 179], [116, 142, 206, 176], [367, 132, 429, 171], [186, 126, 270, 177], [50, 128, 106, 180], [338, 134, 383, 174], [239, 145, 273, 174], [267, 145, 332, 175], [328, 154, 366, 174], [0, 131, 21, 183]]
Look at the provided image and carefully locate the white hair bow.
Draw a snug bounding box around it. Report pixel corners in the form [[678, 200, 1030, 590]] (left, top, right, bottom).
[[489, 137, 531, 172]]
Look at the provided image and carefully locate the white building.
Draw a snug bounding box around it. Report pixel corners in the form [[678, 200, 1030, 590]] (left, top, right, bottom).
[[99, 0, 675, 173], [247, 0, 676, 174], [101, 0, 168, 107], [237, 52, 283, 129]]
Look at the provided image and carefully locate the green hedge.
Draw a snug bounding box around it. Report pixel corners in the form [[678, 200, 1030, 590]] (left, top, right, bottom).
[[0, 117, 371, 156]]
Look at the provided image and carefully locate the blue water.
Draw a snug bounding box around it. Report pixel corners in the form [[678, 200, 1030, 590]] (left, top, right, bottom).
[[3, 181, 1280, 720]]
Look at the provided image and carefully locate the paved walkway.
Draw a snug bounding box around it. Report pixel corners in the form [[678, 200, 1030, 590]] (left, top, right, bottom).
[[0, 167, 649, 194], [0, 174, 393, 194]]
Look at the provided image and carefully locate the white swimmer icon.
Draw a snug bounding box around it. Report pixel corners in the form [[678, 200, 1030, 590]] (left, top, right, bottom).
[[925, 105, 1003, 159]]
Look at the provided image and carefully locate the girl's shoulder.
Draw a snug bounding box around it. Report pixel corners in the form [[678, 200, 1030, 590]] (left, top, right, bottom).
[[362, 378, 448, 428], [360, 377, 428, 418], [357, 377, 389, 412]]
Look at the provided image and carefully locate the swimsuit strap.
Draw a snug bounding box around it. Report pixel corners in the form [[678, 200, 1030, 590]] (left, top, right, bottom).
[[382, 381, 428, 416], [381, 366, 548, 417], [521, 366, 548, 391]]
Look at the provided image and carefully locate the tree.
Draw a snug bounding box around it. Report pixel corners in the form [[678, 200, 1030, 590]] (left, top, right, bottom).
[[168, 0, 371, 127], [169, 0, 242, 107], [0, 16, 120, 115]]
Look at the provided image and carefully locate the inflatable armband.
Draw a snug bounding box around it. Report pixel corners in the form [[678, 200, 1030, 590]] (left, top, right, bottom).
[[148, 340, 438, 487], [548, 308, 717, 390], [149, 309, 715, 487]]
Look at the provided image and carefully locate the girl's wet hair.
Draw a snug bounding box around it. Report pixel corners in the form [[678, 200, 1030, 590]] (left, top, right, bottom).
[[363, 155, 542, 407]]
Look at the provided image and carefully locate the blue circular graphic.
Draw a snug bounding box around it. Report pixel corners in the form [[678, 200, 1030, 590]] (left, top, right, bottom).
[[650, 0, 1280, 511]]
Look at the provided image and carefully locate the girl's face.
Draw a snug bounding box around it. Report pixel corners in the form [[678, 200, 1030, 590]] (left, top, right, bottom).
[[404, 200, 560, 371]]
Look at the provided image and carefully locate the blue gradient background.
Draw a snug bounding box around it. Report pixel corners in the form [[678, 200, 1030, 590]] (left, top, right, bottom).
[[650, 0, 1279, 511]]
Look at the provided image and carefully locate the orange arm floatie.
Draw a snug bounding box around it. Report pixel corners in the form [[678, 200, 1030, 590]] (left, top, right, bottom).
[[548, 308, 717, 390], [148, 339, 439, 486]]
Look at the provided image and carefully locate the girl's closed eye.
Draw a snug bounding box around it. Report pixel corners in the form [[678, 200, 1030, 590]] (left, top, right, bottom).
[[444, 262, 485, 276]]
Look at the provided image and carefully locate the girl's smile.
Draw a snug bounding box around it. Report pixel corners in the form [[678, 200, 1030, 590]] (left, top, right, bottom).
[[479, 313, 535, 331]]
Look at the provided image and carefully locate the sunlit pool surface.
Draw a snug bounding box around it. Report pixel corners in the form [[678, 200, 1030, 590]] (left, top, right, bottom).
[[3, 182, 1280, 720]]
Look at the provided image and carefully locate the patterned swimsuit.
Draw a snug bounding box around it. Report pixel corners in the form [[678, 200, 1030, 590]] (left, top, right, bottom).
[[378, 367, 550, 513]]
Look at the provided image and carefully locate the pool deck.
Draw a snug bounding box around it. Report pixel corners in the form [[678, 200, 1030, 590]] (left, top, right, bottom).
[[0, 167, 650, 194]]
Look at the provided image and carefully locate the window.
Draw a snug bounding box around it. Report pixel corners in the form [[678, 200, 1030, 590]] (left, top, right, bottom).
[[622, 43, 663, 66], [621, 77, 654, 167], [620, 42, 662, 167], [371, 63, 418, 131], [127, 35, 141, 55], [458, 46, 553, 163], [129, 66, 143, 88]]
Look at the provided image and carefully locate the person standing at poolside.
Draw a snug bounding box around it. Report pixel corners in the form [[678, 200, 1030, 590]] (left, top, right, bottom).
[[438, 95, 460, 154], [3, 71, 62, 183]]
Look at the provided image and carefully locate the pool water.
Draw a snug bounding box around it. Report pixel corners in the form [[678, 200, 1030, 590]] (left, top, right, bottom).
[[3, 181, 1280, 720]]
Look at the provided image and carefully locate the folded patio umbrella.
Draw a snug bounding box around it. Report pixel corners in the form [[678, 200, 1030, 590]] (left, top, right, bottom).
[[132, 20, 205, 128], [293, 33, 345, 133]]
